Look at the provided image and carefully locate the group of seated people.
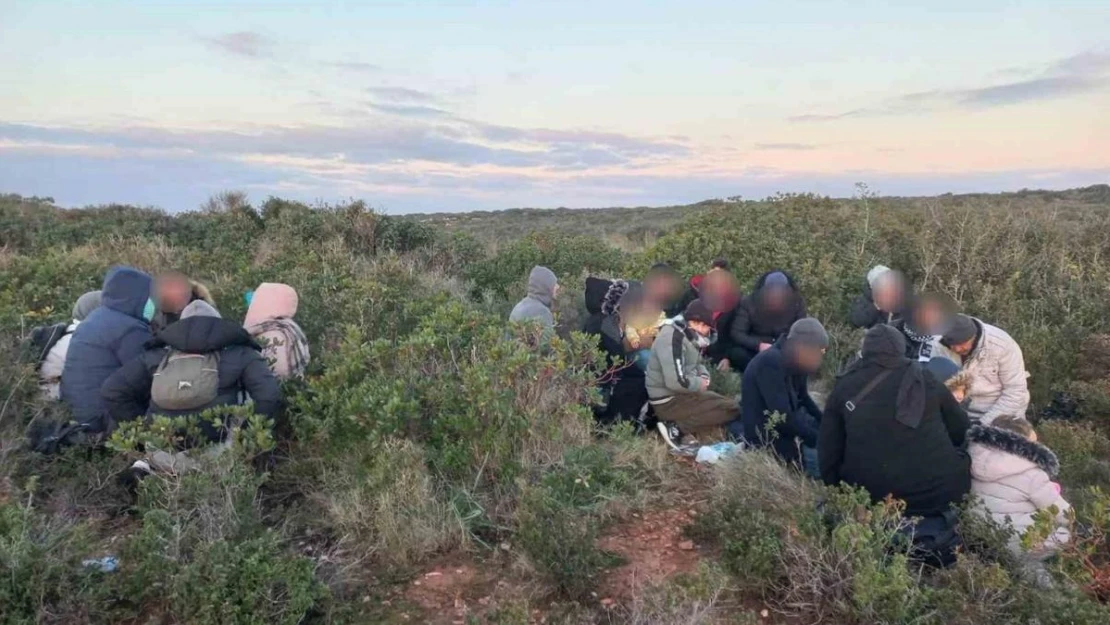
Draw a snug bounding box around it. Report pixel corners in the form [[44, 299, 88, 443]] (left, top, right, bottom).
[[29, 266, 310, 470], [510, 260, 1065, 565]]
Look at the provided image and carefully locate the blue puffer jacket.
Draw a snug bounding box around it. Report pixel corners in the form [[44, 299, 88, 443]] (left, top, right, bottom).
[[60, 267, 153, 432]]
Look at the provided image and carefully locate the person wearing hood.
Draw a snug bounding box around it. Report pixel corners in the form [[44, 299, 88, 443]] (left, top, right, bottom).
[[594, 281, 652, 425], [33, 290, 102, 401], [738, 318, 827, 471], [646, 300, 740, 447], [244, 283, 310, 380], [509, 266, 559, 341], [967, 416, 1071, 556], [941, 314, 1030, 424], [849, 266, 909, 329], [151, 271, 216, 333], [101, 300, 282, 443], [819, 325, 971, 517], [61, 267, 155, 433], [582, 276, 615, 337], [728, 270, 808, 373]]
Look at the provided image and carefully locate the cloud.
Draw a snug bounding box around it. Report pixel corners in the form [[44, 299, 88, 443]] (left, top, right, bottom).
[[0, 118, 687, 173], [199, 31, 275, 58], [324, 61, 383, 73], [754, 142, 819, 151], [365, 86, 439, 104], [365, 102, 454, 119], [791, 48, 1110, 123]]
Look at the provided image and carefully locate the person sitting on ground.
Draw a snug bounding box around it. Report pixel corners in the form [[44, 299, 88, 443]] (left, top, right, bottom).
[[894, 292, 959, 364], [594, 282, 652, 425], [728, 270, 807, 373], [509, 266, 559, 341], [32, 290, 102, 401], [738, 318, 827, 474], [819, 325, 971, 518], [696, 269, 743, 371], [647, 300, 740, 448], [152, 271, 216, 332], [101, 300, 282, 444], [644, 263, 685, 318], [677, 258, 731, 313], [968, 415, 1071, 556], [941, 314, 1030, 424], [243, 283, 310, 380], [849, 265, 909, 329], [61, 267, 155, 434]]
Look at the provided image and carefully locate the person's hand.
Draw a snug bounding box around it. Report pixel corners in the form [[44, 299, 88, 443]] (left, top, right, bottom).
[[759, 342, 772, 352], [716, 359, 731, 372]]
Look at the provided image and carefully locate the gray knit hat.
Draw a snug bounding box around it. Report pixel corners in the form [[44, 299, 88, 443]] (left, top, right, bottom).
[[787, 318, 829, 349], [941, 314, 978, 347]]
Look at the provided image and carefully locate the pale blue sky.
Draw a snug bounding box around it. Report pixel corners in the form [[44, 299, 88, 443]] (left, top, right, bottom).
[[1, 1, 1107, 212]]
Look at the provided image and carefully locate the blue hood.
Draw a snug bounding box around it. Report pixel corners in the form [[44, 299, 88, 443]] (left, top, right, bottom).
[[100, 266, 153, 321]]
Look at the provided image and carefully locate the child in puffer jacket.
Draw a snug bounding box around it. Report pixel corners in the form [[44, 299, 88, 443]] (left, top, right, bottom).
[[968, 415, 1071, 557]]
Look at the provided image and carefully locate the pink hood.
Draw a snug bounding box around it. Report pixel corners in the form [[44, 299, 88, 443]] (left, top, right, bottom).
[[245, 283, 299, 328]]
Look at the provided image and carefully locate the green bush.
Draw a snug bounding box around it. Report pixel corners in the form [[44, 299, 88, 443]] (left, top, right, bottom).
[[0, 493, 104, 624]]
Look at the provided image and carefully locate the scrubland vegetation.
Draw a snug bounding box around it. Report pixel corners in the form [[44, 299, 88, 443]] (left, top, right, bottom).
[[1, 185, 1109, 624]]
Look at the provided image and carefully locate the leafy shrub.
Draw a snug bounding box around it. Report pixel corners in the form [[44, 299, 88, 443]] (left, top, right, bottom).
[[0, 492, 103, 624], [467, 230, 626, 302], [515, 484, 619, 600]]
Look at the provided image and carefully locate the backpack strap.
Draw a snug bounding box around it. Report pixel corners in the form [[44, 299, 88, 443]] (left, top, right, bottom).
[[845, 369, 894, 413]]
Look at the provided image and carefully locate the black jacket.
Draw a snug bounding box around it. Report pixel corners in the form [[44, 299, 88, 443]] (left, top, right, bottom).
[[102, 315, 282, 442], [819, 328, 971, 517], [729, 271, 807, 353], [848, 283, 901, 329], [582, 276, 613, 336], [738, 340, 822, 465]]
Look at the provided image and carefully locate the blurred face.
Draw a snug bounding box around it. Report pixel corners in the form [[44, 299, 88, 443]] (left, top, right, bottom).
[[763, 285, 788, 310], [913, 299, 947, 335], [646, 273, 680, 305], [552, 283, 561, 299], [157, 275, 192, 314], [950, 387, 967, 403], [790, 343, 826, 374], [949, 338, 976, 357], [873, 275, 904, 313], [701, 271, 738, 313], [688, 320, 712, 337]]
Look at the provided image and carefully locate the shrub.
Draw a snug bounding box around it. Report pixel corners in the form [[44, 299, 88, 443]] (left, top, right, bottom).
[[0, 491, 104, 624]]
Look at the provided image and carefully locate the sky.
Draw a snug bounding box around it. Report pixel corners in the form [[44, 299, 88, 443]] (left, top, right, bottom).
[[1, 1, 1107, 213]]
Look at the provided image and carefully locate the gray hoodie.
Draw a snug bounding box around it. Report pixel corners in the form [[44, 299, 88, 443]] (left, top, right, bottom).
[[509, 266, 557, 331]]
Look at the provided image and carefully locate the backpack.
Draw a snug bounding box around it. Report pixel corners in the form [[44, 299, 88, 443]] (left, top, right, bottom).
[[151, 349, 221, 411], [24, 322, 70, 369]]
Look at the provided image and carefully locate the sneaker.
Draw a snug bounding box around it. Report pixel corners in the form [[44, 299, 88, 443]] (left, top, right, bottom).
[[657, 421, 683, 450], [117, 460, 153, 494]]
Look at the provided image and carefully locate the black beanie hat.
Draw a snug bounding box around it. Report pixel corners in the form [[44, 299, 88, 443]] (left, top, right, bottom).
[[684, 299, 716, 329]]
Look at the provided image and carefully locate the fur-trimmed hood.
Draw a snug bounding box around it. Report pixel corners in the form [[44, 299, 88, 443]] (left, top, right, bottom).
[[968, 425, 1059, 478]]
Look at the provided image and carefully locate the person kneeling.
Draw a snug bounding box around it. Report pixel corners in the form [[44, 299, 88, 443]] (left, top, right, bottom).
[[646, 300, 740, 448], [102, 300, 282, 470]]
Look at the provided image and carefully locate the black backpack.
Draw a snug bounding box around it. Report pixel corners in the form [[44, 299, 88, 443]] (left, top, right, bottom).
[[24, 322, 71, 369]]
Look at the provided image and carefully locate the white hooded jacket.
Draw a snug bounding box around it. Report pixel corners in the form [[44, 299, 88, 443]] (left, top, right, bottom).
[[968, 425, 1070, 550]]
